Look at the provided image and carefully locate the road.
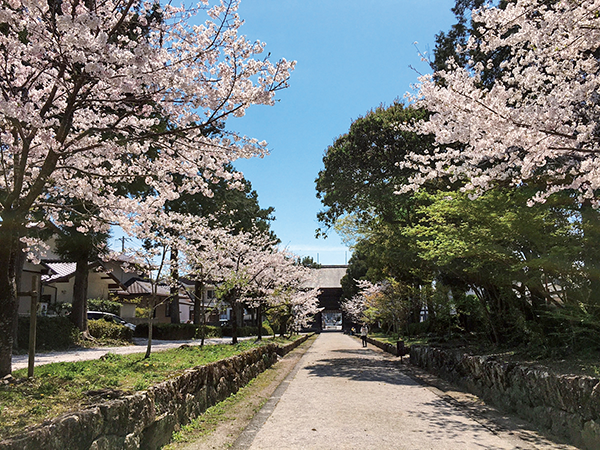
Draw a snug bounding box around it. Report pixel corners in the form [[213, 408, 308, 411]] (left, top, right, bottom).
[[234, 333, 574, 450], [11, 336, 246, 371]]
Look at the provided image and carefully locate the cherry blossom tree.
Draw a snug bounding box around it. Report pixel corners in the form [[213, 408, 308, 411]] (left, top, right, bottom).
[[119, 243, 174, 359], [403, 0, 600, 203], [181, 227, 319, 343], [286, 287, 321, 333], [245, 254, 320, 339], [341, 280, 378, 324], [114, 211, 210, 357], [207, 232, 297, 343], [0, 0, 294, 375]]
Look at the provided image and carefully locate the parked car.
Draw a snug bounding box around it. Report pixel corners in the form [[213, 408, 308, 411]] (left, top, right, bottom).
[[87, 311, 136, 331]]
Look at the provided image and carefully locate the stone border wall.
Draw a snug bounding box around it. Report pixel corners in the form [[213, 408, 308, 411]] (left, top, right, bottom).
[[277, 333, 312, 356], [365, 337, 400, 356], [1, 338, 313, 450], [410, 345, 600, 450]]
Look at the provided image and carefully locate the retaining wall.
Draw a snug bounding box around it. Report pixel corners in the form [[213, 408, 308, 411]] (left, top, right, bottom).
[[365, 336, 400, 356], [410, 345, 600, 450], [1, 335, 312, 450]]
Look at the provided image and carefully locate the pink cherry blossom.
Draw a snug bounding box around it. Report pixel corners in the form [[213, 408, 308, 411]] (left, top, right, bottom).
[[402, 0, 600, 204]]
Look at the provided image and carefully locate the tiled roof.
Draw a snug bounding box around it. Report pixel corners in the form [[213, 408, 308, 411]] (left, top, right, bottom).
[[304, 266, 348, 289], [43, 262, 77, 282], [120, 279, 170, 297], [118, 279, 193, 301]]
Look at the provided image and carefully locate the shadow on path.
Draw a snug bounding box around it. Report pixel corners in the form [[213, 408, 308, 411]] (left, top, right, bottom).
[[304, 348, 415, 386]]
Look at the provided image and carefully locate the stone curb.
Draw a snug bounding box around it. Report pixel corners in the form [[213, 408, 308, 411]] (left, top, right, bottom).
[[0, 338, 311, 450], [410, 345, 600, 450]]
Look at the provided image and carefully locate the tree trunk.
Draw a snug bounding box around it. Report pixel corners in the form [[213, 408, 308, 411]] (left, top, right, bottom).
[[475, 287, 500, 345], [230, 296, 238, 345], [201, 292, 207, 347], [169, 248, 180, 324], [145, 303, 155, 359], [194, 280, 206, 346], [235, 302, 243, 328], [193, 280, 203, 325], [70, 253, 89, 333], [13, 243, 26, 350], [256, 303, 262, 341], [0, 219, 21, 376]]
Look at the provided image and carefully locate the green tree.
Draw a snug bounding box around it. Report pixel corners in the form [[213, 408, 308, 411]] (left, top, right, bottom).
[[405, 187, 594, 345], [316, 103, 440, 328], [54, 223, 109, 337], [316, 103, 434, 232]]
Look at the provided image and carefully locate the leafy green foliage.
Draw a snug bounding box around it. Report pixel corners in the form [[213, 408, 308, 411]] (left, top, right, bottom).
[[88, 320, 133, 343], [318, 99, 600, 351], [296, 256, 321, 268], [88, 299, 122, 315], [133, 323, 225, 340], [316, 103, 433, 231], [166, 164, 277, 241], [17, 316, 78, 351]]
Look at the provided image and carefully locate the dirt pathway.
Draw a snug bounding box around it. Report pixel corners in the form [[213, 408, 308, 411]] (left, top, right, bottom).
[[234, 333, 575, 450]]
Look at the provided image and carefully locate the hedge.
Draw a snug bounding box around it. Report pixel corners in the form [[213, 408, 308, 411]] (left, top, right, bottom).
[[132, 323, 274, 340], [134, 323, 223, 340], [87, 299, 122, 316], [88, 319, 133, 342], [17, 316, 78, 351], [220, 324, 273, 338]]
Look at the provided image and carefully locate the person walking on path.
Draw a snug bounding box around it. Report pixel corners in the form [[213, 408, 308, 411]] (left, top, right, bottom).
[[360, 324, 368, 347]]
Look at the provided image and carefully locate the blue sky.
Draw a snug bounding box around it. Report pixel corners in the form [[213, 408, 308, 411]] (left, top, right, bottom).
[[228, 0, 456, 265]]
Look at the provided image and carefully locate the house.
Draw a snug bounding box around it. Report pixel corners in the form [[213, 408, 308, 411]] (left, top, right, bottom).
[[18, 259, 129, 316], [115, 278, 195, 324]]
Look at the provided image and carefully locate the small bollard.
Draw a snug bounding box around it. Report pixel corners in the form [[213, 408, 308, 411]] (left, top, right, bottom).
[[396, 340, 405, 362]]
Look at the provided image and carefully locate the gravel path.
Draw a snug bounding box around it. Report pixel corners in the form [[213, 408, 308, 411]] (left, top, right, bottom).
[[11, 336, 248, 371], [237, 333, 574, 450]]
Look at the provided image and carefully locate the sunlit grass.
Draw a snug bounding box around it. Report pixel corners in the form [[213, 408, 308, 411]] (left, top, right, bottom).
[[0, 339, 287, 438]]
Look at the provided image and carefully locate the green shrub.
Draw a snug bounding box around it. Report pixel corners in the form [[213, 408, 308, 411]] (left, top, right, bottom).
[[133, 323, 278, 340], [88, 299, 121, 315], [88, 319, 133, 342], [195, 325, 222, 339], [135, 307, 151, 318], [262, 321, 274, 336], [220, 325, 272, 338], [46, 302, 71, 316], [134, 323, 225, 340], [406, 321, 431, 336], [134, 323, 196, 340], [17, 316, 78, 350]]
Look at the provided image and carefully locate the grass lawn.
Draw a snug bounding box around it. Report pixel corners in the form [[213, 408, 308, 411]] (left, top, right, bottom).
[[0, 337, 297, 439], [368, 331, 428, 347]]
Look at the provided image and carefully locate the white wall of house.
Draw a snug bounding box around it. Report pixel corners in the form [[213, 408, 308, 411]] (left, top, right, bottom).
[[119, 303, 136, 319], [86, 270, 113, 300], [52, 279, 75, 304], [18, 262, 44, 315], [179, 300, 193, 323]]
